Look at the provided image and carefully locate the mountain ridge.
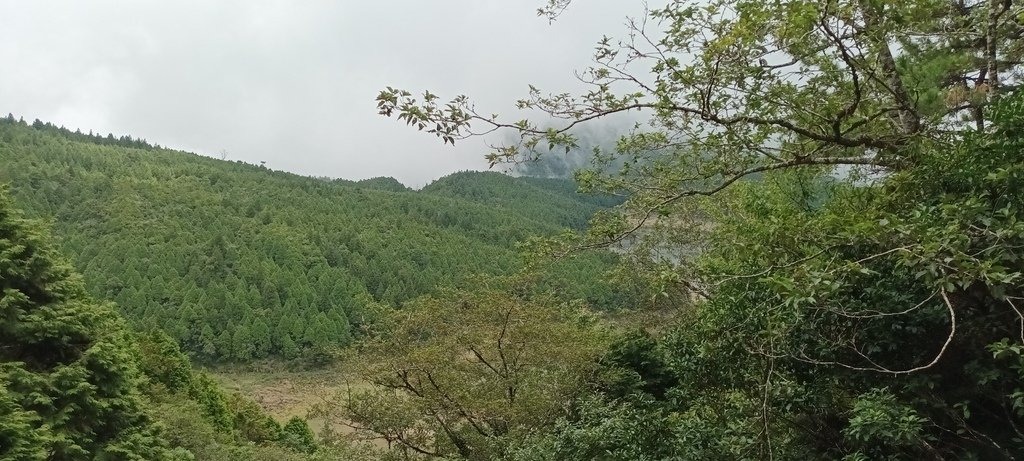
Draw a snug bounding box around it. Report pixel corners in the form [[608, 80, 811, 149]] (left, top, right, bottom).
[[0, 116, 626, 362]]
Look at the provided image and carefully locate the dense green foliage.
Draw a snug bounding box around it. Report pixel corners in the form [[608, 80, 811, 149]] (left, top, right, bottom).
[[280, 416, 318, 454], [0, 187, 343, 460], [0, 187, 178, 460], [509, 97, 1024, 458], [421, 171, 622, 231], [135, 331, 342, 460], [8, 0, 1024, 458], [377, 0, 1024, 459], [326, 287, 607, 460], [0, 118, 627, 362]]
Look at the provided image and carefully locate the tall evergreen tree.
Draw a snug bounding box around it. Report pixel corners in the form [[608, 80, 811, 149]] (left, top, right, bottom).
[[0, 187, 176, 460]]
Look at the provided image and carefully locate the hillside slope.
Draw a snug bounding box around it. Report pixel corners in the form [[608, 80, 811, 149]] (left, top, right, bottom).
[[0, 117, 621, 362], [421, 170, 622, 230]]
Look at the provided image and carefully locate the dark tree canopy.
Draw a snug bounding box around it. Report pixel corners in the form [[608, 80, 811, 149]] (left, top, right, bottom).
[[0, 186, 176, 460]]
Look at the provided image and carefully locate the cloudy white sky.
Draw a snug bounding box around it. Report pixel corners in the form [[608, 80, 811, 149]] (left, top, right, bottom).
[[0, 1, 655, 186]]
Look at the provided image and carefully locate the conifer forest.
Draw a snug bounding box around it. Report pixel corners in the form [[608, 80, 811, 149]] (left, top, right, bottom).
[[3, 1, 1024, 459]]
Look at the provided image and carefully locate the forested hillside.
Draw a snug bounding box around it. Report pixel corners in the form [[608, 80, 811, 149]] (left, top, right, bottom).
[[421, 171, 622, 230], [8, 0, 1024, 459], [0, 117, 627, 362], [0, 187, 343, 460], [0, 186, 177, 459]]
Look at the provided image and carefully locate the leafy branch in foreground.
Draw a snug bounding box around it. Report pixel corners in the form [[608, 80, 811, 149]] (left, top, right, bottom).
[[374, 1, 1024, 459], [378, 0, 1023, 248], [316, 287, 606, 460]]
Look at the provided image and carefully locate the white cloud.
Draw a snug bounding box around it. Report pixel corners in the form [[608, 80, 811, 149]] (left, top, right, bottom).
[[0, 0, 653, 186]]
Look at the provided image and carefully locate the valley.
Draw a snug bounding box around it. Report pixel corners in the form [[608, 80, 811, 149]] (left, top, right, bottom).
[[3, 1, 1023, 459]]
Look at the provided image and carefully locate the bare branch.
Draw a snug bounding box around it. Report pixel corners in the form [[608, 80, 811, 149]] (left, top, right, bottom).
[[794, 289, 957, 375], [569, 156, 884, 254]]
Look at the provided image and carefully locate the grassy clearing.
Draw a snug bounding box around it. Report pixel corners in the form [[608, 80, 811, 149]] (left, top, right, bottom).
[[208, 362, 367, 435]]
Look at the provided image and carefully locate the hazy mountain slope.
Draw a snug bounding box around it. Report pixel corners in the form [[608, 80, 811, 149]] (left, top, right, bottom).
[[421, 170, 622, 231]]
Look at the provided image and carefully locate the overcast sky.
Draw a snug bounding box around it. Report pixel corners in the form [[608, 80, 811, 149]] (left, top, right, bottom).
[[0, 1, 655, 186]]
